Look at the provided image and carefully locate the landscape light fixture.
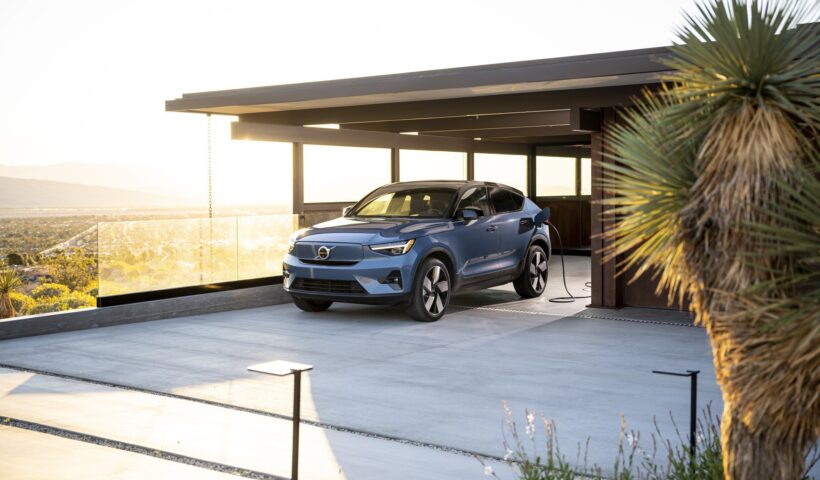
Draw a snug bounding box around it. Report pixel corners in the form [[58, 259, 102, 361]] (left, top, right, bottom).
[[652, 369, 700, 462], [248, 360, 314, 480]]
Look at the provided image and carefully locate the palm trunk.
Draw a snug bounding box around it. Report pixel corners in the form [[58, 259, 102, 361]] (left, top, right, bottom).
[[0, 293, 14, 319], [721, 404, 806, 480], [678, 100, 815, 480]]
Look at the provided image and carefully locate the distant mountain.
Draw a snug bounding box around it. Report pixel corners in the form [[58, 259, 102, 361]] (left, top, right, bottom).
[[0, 176, 187, 208], [0, 162, 193, 198]]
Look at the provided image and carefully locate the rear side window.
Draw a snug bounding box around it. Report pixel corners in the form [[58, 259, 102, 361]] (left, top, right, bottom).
[[456, 187, 489, 216], [490, 187, 524, 213]]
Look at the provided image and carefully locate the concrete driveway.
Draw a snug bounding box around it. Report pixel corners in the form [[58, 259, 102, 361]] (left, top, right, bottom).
[[0, 256, 727, 479]]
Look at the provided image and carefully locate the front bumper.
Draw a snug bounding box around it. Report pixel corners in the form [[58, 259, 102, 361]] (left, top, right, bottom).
[[283, 249, 418, 305]]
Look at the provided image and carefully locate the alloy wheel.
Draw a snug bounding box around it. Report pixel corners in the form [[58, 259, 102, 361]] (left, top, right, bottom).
[[422, 265, 449, 315], [530, 251, 547, 292]]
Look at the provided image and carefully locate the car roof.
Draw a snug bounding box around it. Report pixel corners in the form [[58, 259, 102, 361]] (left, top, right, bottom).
[[383, 180, 523, 195]]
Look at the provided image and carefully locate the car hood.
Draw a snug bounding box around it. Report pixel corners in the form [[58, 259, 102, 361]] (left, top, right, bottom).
[[292, 216, 454, 244]]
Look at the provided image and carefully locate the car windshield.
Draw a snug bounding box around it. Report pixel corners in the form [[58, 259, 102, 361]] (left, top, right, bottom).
[[353, 188, 457, 218]]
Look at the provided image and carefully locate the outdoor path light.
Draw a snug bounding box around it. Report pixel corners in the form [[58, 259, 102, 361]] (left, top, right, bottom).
[[248, 360, 314, 480], [652, 369, 699, 461]]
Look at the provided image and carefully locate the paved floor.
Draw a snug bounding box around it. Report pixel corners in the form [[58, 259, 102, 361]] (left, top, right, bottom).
[[0, 256, 728, 479]]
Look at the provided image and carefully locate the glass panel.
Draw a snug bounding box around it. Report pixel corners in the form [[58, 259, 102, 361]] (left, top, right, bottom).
[[304, 145, 390, 202], [98, 214, 298, 296], [400, 150, 466, 181], [536, 156, 576, 196], [237, 214, 301, 280], [474, 153, 528, 193], [580, 157, 592, 196]]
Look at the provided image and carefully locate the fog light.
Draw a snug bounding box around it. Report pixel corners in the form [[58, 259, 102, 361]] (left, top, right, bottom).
[[380, 270, 402, 289]]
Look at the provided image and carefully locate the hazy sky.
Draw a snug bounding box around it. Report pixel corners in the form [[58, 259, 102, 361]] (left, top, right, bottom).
[[0, 0, 698, 204]]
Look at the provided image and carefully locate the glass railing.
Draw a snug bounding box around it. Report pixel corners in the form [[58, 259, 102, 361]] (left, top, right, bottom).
[[97, 214, 298, 297]]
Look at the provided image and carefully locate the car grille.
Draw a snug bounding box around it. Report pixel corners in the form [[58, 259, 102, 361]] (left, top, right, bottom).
[[291, 278, 365, 294], [300, 259, 359, 266]]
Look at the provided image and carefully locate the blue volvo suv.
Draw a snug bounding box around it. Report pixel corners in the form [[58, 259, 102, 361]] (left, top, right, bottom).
[[284, 181, 551, 321]]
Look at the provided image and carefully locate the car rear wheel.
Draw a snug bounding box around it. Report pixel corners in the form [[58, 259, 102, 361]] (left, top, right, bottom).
[[513, 245, 548, 298], [407, 258, 450, 322], [292, 296, 333, 312]]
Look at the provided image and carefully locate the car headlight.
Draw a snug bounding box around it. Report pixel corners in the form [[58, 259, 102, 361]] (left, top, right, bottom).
[[370, 239, 415, 256], [287, 240, 295, 253]]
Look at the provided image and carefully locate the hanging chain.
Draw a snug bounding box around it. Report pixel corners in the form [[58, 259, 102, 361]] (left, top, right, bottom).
[[207, 113, 213, 220]]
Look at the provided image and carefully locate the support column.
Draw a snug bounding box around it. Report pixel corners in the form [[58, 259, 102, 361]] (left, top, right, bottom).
[[526, 147, 536, 200], [293, 143, 304, 227], [466, 151, 475, 180], [391, 147, 400, 183], [589, 108, 622, 308]]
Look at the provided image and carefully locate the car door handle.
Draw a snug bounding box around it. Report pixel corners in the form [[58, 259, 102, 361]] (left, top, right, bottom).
[[486, 225, 497, 232]]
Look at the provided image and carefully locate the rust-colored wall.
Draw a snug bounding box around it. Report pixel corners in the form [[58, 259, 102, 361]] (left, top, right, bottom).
[[621, 264, 688, 310], [535, 198, 591, 249]]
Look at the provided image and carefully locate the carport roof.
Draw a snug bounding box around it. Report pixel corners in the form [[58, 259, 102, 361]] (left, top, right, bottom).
[[165, 46, 673, 115]]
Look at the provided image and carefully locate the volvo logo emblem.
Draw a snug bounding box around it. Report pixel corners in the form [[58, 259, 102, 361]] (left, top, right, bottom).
[[316, 246, 334, 260]]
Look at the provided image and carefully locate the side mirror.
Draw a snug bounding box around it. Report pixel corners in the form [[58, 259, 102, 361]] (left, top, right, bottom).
[[342, 205, 354, 217], [534, 207, 551, 226], [457, 209, 479, 221]]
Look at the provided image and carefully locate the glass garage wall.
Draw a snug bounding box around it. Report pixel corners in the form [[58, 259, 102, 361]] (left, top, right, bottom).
[[536, 156, 577, 196], [400, 150, 466, 182], [474, 153, 527, 193], [304, 145, 391, 202], [580, 157, 592, 196]]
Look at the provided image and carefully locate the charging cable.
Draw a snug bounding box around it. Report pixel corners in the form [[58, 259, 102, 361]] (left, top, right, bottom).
[[546, 220, 592, 303]]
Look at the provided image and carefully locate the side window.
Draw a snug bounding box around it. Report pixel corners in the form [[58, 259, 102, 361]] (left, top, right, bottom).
[[456, 187, 489, 216], [490, 188, 524, 214]]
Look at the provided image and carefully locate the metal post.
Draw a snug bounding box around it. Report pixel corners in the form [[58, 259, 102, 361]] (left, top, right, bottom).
[[291, 369, 302, 480], [652, 369, 700, 464], [247, 361, 312, 480], [688, 370, 698, 459]]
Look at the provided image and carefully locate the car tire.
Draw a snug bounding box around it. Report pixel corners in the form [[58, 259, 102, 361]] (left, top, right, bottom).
[[513, 245, 548, 298], [407, 258, 451, 322], [292, 296, 333, 312]]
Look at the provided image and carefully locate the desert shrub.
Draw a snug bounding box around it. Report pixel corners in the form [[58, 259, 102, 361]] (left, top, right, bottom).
[[9, 292, 35, 315], [640, 406, 723, 480], [46, 252, 97, 291], [483, 403, 818, 479], [6, 252, 25, 266], [27, 300, 65, 315], [60, 291, 95, 309], [83, 281, 98, 297], [0, 269, 23, 319], [31, 283, 69, 300]]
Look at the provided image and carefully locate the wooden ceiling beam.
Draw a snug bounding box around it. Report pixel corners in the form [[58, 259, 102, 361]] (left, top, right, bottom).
[[339, 110, 570, 133]]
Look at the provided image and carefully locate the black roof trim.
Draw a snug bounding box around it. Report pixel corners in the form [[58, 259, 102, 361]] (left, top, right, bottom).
[[166, 46, 672, 113]]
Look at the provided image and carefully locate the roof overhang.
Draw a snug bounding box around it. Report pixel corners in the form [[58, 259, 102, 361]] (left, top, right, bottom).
[[166, 46, 672, 115], [166, 46, 673, 145]]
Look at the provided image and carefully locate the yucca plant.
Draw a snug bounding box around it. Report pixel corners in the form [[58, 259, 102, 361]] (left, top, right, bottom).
[[0, 269, 23, 319], [602, 1, 818, 478]]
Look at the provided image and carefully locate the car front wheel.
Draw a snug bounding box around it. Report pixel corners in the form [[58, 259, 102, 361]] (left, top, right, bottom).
[[407, 258, 450, 322], [292, 296, 333, 312], [513, 245, 548, 298]]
